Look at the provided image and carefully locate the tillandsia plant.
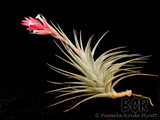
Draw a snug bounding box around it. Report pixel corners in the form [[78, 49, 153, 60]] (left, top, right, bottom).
[[22, 14, 157, 112]]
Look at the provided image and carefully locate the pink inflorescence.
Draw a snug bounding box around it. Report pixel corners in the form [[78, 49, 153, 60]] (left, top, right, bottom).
[[21, 15, 51, 35]]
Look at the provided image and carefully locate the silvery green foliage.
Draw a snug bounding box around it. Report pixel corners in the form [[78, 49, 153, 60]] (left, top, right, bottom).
[[46, 26, 153, 112]]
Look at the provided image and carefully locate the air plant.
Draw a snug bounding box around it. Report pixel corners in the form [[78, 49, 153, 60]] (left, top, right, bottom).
[[22, 14, 157, 112]]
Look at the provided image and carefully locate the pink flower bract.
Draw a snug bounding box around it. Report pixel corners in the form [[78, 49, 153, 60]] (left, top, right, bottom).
[[21, 15, 51, 35], [22, 14, 66, 41]]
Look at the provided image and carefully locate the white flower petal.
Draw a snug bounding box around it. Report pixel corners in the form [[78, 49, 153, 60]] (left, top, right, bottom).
[[28, 20, 34, 26], [35, 14, 44, 22]]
